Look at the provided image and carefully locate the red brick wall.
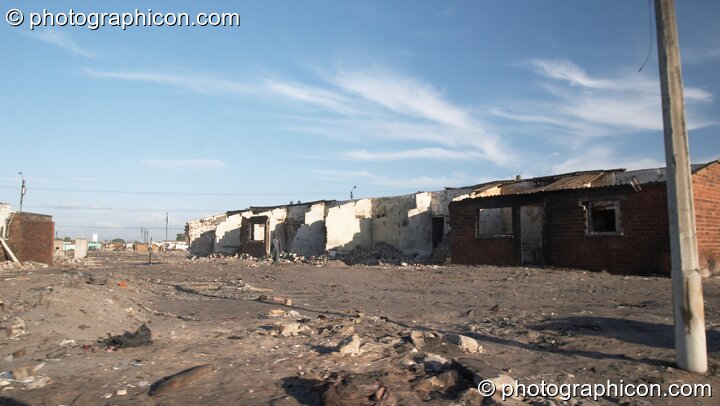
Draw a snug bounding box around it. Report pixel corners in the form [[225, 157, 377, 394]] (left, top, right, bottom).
[[6, 213, 54, 265], [450, 185, 673, 275], [693, 162, 720, 275], [450, 202, 519, 265], [543, 185, 670, 275], [451, 165, 720, 276]]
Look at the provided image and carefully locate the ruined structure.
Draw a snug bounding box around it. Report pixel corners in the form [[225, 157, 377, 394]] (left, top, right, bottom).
[[185, 213, 227, 257], [449, 160, 720, 276], [185, 161, 719, 275], [186, 188, 475, 260], [0, 203, 55, 265]]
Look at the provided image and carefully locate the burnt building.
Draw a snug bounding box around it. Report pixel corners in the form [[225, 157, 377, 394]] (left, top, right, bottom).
[[449, 161, 720, 276]]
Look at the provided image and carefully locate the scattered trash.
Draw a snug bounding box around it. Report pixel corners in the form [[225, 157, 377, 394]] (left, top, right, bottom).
[[4, 317, 26, 339], [100, 324, 152, 349]]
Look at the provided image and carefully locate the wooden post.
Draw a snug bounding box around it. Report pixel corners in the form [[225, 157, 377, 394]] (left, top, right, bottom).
[[0, 237, 20, 263], [655, 0, 707, 373]]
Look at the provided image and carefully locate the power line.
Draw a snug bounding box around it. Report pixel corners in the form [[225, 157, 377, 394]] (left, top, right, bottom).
[[0, 185, 392, 197], [57, 225, 184, 230], [23, 205, 221, 213]]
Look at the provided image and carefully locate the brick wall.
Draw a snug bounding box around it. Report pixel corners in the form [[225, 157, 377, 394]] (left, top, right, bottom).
[[543, 184, 670, 275], [450, 185, 673, 275], [6, 212, 54, 265], [450, 199, 522, 266], [693, 162, 720, 275]]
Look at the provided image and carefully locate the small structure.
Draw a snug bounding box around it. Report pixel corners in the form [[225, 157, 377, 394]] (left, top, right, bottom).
[[0, 203, 55, 265], [74, 238, 89, 260], [449, 161, 720, 276]]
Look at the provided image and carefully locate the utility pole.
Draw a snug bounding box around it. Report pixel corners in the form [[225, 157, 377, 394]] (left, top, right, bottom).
[[165, 212, 169, 244], [18, 172, 26, 212], [655, 0, 707, 373]]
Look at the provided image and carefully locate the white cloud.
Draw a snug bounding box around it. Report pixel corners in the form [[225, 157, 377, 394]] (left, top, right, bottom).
[[311, 169, 487, 190], [333, 68, 475, 129], [141, 159, 226, 170], [84, 69, 260, 96], [30, 30, 96, 58], [493, 58, 716, 139], [550, 146, 664, 174], [327, 68, 515, 165], [87, 65, 516, 167], [339, 148, 484, 161], [265, 80, 357, 114]]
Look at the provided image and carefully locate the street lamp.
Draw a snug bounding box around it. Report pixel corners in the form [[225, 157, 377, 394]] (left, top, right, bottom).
[[18, 172, 26, 212]]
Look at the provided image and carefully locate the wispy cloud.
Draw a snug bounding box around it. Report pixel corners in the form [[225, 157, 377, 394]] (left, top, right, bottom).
[[88, 65, 516, 167], [265, 80, 357, 114], [492, 58, 716, 140], [141, 159, 226, 171], [338, 148, 484, 161], [30, 30, 96, 58], [312, 169, 486, 190], [84, 69, 260, 96], [550, 146, 664, 174], [326, 67, 514, 164]]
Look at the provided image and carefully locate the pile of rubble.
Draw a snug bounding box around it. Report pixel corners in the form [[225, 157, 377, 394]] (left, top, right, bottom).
[[0, 261, 49, 271], [186, 242, 433, 267], [262, 308, 518, 404], [336, 242, 429, 266]]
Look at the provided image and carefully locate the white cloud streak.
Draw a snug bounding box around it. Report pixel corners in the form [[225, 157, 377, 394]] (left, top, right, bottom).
[[311, 169, 486, 190], [550, 146, 664, 174], [30, 30, 96, 58], [496, 58, 716, 138], [84, 69, 260, 96], [86, 65, 516, 167], [339, 148, 484, 161]]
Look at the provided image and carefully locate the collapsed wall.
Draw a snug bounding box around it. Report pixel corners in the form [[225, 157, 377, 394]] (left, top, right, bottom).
[[186, 213, 227, 257], [185, 188, 476, 260]]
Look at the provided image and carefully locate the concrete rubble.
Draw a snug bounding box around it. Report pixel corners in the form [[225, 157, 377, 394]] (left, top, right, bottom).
[[0, 250, 718, 404]]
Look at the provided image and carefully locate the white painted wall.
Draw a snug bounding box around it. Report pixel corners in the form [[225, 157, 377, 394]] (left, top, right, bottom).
[[0, 203, 13, 239], [187, 213, 227, 256], [287, 202, 327, 256], [214, 213, 243, 254], [325, 199, 372, 251]]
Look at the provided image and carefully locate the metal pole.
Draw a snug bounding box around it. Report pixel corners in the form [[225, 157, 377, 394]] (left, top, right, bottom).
[[165, 212, 168, 245], [18, 172, 25, 212], [655, 0, 707, 373]]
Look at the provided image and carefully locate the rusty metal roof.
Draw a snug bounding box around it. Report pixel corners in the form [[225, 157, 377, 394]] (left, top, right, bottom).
[[509, 171, 615, 195], [461, 169, 627, 199]]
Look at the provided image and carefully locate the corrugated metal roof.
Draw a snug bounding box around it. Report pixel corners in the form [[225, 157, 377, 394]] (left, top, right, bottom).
[[510, 172, 612, 195], [461, 170, 627, 199]]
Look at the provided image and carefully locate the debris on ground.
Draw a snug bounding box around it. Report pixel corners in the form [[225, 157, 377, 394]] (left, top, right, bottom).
[[99, 324, 152, 349], [149, 364, 216, 396]]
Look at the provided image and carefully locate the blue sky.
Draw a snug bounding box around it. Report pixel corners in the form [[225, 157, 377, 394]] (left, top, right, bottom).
[[1, 0, 719, 241]]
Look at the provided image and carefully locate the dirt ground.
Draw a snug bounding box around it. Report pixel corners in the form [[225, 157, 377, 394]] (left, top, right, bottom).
[[0, 251, 718, 405]]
